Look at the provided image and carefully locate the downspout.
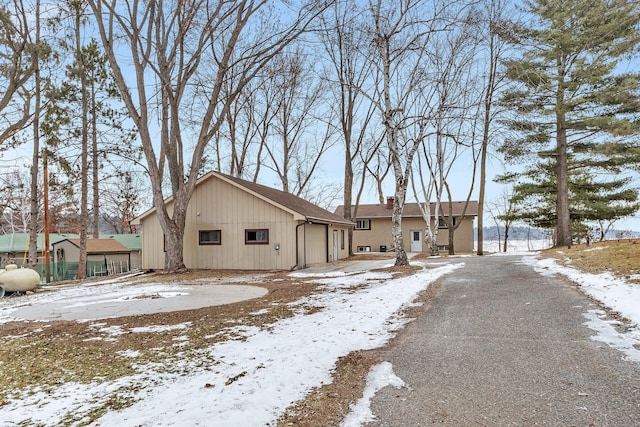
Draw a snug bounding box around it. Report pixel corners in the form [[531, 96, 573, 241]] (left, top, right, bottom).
[[292, 220, 308, 271], [326, 224, 330, 263]]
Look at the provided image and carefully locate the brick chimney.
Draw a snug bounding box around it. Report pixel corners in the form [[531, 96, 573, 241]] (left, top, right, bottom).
[[386, 197, 394, 209]]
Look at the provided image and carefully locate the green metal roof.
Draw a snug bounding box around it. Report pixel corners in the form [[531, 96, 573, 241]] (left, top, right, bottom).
[[0, 233, 141, 252], [0, 233, 79, 253], [99, 234, 142, 251]]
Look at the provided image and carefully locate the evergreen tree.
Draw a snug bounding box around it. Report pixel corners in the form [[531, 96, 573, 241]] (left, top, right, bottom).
[[501, 0, 640, 247], [497, 157, 639, 242]]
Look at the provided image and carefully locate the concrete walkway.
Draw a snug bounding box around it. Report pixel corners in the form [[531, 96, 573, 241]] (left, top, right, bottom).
[[9, 284, 267, 322], [368, 254, 640, 426]]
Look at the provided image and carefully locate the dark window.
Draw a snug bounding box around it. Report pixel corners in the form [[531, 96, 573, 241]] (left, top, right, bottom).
[[355, 219, 371, 230], [245, 229, 269, 244], [438, 217, 454, 229], [199, 230, 221, 245], [341, 230, 345, 250]]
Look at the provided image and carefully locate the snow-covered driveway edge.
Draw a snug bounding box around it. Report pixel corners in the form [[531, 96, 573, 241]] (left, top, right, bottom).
[[523, 255, 640, 363], [1, 262, 463, 427]]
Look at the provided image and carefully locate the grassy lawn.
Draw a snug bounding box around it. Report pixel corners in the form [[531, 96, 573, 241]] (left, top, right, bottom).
[[540, 238, 640, 284]]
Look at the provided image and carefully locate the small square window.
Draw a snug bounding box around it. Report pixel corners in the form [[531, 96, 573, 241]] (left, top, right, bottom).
[[245, 229, 269, 244], [355, 219, 370, 230], [199, 230, 221, 245], [438, 217, 452, 229]]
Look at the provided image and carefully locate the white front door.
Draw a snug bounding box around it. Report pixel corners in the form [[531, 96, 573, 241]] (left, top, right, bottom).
[[333, 230, 339, 261], [410, 230, 422, 252]]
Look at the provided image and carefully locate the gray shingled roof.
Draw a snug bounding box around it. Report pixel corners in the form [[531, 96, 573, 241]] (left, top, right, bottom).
[[216, 172, 353, 225], [334, 200, 478, 218]]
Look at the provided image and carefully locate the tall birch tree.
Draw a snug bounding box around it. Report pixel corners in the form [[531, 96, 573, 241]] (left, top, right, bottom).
[[367, 0, 444, 266]]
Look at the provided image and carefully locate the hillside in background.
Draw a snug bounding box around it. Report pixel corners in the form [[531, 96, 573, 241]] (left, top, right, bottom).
[[475, 226, 639, 242]]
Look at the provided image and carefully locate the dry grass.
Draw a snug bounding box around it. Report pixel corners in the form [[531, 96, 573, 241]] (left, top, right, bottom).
[[0, 266, 418, 426], [3, 243, 637, 425], [0, 270, 324, 424], [540, 238, 640, 283]]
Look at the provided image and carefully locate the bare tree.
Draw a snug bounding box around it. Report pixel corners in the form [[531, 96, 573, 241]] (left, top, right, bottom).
[[0, 0, 38, 147], [100, 170, 147, 234], [0, 168, 35, 234], [367, 0, 464, 266], [417, 9, 481, 255], [476, 0, 510, 256], [28, 0, 43, 269], [487, 186, 518, 253], [319, 0, 376, 255], [88, 0, 330, 272], [260, 47, 335, 195]]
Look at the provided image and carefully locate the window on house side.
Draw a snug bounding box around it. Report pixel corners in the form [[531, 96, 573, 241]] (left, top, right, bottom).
[[245, 229, 269, 244], [341, 230, 345, 250], [355, 219, 371, 230], [199, 230, 221, 245], [438, 217, 455, 229]]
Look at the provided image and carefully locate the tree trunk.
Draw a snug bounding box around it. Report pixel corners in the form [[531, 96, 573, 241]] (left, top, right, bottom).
[[503, 223, 510, 252], [91, 84, 100, 238], [391, 190, 408, 266], [555, 56, 571, 248], [28, 0, 41, 270], [75, 7, 88, 279]]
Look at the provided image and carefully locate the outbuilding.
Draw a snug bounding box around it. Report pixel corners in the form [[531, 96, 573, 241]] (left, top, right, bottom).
[[133, 171, 354, 271]]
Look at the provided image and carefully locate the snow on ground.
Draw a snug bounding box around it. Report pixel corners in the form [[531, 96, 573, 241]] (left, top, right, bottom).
[[2, 248, 639, 426], [339, 362, 407, 427], [522, 255, 640, 363], [1, 261, 462, 427], [482, 238, 552, 253]]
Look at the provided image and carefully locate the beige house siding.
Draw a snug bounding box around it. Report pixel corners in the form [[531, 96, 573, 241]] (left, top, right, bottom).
[[352, 216, 475, 253], [301, 224, 327, 265], [137, 172, 352, 271]]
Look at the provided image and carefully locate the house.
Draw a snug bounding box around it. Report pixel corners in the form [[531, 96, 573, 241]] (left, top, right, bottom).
[[0, 233, 141, 281], [0, 233, 79, 268], [132, 171, 354, 271], [334, 198, 478, 253], [102, 234, 143, 270], [52, 238, 135, 280]]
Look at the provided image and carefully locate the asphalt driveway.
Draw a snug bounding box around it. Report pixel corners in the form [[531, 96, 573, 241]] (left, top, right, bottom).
[[367, 254, 640, 426]]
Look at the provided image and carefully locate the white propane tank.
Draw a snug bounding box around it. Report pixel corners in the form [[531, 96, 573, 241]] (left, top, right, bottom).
[[0, 264, 40, 297]]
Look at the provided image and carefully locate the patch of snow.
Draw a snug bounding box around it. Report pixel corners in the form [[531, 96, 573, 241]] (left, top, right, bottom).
[[527, 257, 640, 327], [583, 309, 640, 363], [118, 350, 142, 358], [0, 262, 461, 426], [522, 255, 640, 365], [340, 362, 407, 427], [584, 246, 607, 252], [129, 323, 191, 334]]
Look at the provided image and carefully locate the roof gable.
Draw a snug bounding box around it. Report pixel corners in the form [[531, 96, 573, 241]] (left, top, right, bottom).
[[135, 171, 353, 226], [54, 238, 130, 254], [0, 233, 80, 253]]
